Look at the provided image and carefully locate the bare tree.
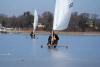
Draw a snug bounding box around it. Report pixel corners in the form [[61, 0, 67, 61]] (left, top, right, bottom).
[[41, 11, 53, 31]]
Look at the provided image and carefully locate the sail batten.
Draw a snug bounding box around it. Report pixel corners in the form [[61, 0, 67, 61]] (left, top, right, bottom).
[[53, 0, 73, 30]]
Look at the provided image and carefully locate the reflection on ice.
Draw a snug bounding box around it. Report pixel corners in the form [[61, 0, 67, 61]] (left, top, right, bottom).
[[0, 53, 11, 56], [48, 48, 66, 59]]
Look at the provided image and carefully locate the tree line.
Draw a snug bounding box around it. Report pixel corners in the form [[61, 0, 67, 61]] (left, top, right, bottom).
[[0, 11, 100, 32]]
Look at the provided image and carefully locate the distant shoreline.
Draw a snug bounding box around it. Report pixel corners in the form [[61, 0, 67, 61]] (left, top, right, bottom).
[[1, 29, 100, 35], [36, 31, 100, 35], [13, 30, 100, 35]]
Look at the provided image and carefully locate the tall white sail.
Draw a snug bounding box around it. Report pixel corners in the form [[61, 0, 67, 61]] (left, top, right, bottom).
[[33, 10, 38, 33], [53, 0, 73, 30]]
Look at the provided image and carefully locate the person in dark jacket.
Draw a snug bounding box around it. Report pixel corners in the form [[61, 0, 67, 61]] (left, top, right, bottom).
[[47, 31, 59, 48], [30, 31, 35, 39]]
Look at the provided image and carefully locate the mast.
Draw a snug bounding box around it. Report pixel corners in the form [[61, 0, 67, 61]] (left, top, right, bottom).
[[51, 0, 73, 45]]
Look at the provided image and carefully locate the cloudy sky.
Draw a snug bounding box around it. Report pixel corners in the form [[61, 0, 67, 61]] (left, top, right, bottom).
[[0, 0, 100, 17]]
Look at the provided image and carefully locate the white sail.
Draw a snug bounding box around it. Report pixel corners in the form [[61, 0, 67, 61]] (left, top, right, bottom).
[[53, 0, 73, 30], [33, 10, 38, 33]]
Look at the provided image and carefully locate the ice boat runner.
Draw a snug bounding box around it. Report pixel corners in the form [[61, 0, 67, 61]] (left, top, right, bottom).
[[30, 10, 38, 39], [47, 0, 73, 48]]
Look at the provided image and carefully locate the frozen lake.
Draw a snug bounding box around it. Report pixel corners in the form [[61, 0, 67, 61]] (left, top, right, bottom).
[[0, 33, 100, 67]]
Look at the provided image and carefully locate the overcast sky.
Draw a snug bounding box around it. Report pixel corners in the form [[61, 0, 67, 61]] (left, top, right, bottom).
[[0, 0, 100, 17]]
